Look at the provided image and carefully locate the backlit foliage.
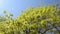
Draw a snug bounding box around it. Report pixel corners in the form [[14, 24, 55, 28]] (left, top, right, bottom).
[[0, 6, 60, 34]]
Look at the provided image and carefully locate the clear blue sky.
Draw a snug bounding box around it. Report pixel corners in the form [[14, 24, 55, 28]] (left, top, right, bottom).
[[0, 0, 60, 18]]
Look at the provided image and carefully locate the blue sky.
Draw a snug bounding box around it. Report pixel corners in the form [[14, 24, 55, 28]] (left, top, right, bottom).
[[0, 0, 60, 18]]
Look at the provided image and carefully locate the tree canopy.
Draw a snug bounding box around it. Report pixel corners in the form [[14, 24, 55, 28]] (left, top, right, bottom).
[[0, 5, 60, 34]]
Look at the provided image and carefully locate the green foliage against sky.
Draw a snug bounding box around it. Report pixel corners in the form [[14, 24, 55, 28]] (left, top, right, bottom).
[[0, 6, 60, 34]]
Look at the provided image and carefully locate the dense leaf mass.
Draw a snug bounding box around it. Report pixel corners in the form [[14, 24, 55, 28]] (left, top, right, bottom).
[[0, 6, 60, 34]]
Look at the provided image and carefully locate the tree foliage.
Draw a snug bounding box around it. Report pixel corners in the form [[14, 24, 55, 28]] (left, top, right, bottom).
[[0, 6, 60, 34]]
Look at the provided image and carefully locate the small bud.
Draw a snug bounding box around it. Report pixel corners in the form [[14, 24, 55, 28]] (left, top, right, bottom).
[[3, 10, 7, 14], [9, 13, 13, 16]]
